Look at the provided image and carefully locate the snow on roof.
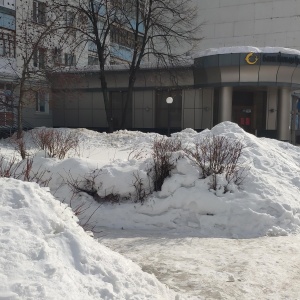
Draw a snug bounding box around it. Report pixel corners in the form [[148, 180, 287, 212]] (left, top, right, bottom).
[[59, 60, 193, 74], [193, 46, 300, 58]]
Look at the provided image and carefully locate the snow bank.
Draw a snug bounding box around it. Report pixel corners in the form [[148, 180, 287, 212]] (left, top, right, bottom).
[[2, 122, 300, 239], [0, 178, 178, 300], [22, 122, 299, 239]]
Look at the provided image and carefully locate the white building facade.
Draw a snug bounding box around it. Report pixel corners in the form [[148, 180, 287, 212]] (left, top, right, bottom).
[[197, 0, 300, 51]]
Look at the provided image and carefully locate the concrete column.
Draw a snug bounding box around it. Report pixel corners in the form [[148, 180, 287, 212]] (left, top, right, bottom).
[[219, 86, 233, 122], [277, 87, 291, 141]]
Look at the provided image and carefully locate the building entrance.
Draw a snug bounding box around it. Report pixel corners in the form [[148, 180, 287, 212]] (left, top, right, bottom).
[[232, 90, 267, 135], [233, 105, 253, 133]]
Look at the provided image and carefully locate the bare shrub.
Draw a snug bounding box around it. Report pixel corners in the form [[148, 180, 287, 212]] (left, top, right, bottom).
[[100, 192, 120, 203], [66, 169, 101, 200], [31, 128, 49, 150], [9, 133, 28, 159], [127, 145, 148, 160], [185, 135, 248, 192], [0, 156, 19, 178], [31, 128, 79, 159], [148, 137, 182, 192], [69, 200, 103, 233], [26, 164, 52, 187], [132, 171, 152, 203], [66, 169, 122, 204], [0, 156, 51, 186]]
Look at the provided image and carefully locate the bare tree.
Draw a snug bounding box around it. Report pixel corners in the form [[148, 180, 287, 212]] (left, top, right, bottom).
[[57, 0, 201, 132], [56, 0, 118, 132], [118, 0, 202, 128]]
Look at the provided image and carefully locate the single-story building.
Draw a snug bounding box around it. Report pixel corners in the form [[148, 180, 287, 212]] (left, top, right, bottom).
[[50, 47, 300, 143]]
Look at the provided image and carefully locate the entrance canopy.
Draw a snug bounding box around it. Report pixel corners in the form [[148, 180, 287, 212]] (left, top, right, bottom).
[[193, 46, 300, 89]]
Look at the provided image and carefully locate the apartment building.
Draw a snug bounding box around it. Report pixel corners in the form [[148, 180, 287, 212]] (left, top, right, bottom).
[[0, 0, 15, 128], [0, 0, 143, 133]]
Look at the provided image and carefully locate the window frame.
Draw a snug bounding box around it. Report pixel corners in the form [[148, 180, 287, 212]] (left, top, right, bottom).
[[35, 91, 49, 114], [52, 47, 62, 65], [33, 48, 46, 69], [33, 0, 46, 25], [65, 10, 75, 27], [0, 32, 15, 57], [64, 53, 76, 66]]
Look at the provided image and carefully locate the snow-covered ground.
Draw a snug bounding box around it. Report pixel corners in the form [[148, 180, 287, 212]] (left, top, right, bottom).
[[1, 122, 300, 299], [98, 229, 300, 300]]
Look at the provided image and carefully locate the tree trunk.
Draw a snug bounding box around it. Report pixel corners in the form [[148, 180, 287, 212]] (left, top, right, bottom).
[[99, 71, 113, 133], [121, 76, 135, 129], [17, 80, 25, 139]]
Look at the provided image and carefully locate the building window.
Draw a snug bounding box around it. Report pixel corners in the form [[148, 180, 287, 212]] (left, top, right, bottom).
[[111, 0, 140, 19], [88, 55, 99, 65], [88, 41, 98, 65], [65, 11, 75, 26], [52, 47, 62, 65], [0, 32, 15, 57], [92, 1, 105, 15], [33, 48, 46, 69], [64, 53, 76, 66], [0, 13, 16, 30], [35, 91, 49, 113], [110, 26, 143, 50], [33, 1, 46, 24], [0, 85, 13, 112]]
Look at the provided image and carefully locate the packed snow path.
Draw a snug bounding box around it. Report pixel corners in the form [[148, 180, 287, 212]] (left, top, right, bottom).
[[98, 229, 300, 300]]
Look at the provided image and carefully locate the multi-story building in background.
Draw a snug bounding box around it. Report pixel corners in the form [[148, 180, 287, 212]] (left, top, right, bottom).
[[0, 0, 144, 133], [2, 0, 300, 143], [0, 0, 15, 128]]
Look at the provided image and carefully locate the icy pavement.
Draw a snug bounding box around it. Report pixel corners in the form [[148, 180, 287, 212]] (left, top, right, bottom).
[[97, 229, 300, 300]]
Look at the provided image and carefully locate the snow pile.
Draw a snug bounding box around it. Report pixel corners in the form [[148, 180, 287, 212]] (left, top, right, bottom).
[[1, 122, 300, 300], [15, 122, 299, 239], [0, 178, 178, 300], [193, 46, 300, 58]]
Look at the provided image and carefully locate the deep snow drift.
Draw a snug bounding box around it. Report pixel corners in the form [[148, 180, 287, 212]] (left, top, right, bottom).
[[14, 121, 299, 239], [0, 178, 178, 300]]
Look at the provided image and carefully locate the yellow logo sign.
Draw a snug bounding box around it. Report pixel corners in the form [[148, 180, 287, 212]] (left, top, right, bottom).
[[245, 52, 259, 65]]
